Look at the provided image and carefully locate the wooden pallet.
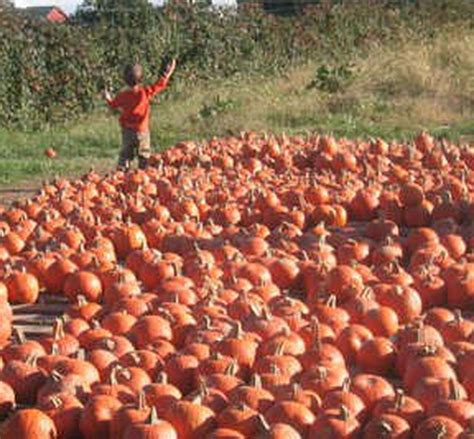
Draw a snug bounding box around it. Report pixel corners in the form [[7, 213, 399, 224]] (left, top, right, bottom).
[[11, 294, 69, 338]]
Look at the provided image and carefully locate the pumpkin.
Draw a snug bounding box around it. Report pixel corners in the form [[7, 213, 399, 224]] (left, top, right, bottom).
[[414, 416, 463, 439], [0, 356, 46, 404], [1, 132, 474, 438], [143, 372, 182, 417], [351, 374, 395, 413], [363, 414, 411, 439], [79, 395, 123, 439], [163, 399, 216, 439], [335, 324, 373, 365], [110, 391, 151, 438], [5, 270, 39, 304], [38, 393, 83, 439], [2, 329, 46, 362], [356, 337, 396, 375], [309, 406, 360, 439], [64, 271, 103, 302], [322, 379, 366, 422], [123, 407, 178, 439], [373, 389, 425, 428], [0, 380, 15, 418], [1, 409, 57, 439], [264, 401, 316, 435], [37, 370, 91, 403], [217, 403, 260, 436]]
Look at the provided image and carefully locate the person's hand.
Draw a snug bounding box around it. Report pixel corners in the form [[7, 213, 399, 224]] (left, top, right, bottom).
[[164, 59, 177, 80], [102, 89, 112, 101]]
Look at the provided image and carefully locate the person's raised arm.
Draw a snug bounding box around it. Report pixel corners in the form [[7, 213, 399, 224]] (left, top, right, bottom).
[[145, 59, 177, 98], [103, 89, 123, 109]]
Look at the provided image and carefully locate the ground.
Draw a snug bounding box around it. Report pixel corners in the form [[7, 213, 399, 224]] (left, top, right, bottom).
[[0, 27, 473, 206]]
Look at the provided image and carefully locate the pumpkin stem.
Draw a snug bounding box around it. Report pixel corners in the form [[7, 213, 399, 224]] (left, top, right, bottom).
[[378, 420, 393, 434], [449, 378, 461, 400], [137, 390, 148, 410], [415, 323, 426, 345], [261, 306, 272, 321], [210, 351, 222, 361], [118, 367, 132, 381], [147, 406, 159, 425], [249, 303, 262, 318], [291, 382, 301, 399], [49, 395, 63, 409], [315, 366, 328, 380], [50, 342, 60, 355], [394, 388, 405, 410], [326, 294, 337, 308], [342, 377, 351, 392], [311, 321, 322, 351], [225, 360, 238, 376], [202, 315, 212, 330], [128, 352, 141, 366], [197, 377, 209, 397], [269, 364, 281, 375], [433, 423, 448, 439], [52, 318, 65, 340], [249, 373, 262, 388], [25, 353, 39, 367], [454, 309, 463, 322], [155, 372, 168, 384], [13, 327, 27, 345], [90, 319, 101, 330], [256, 414, 271, 433], [274, 342, 286, 356], [76, 295, 88, 306], [102, 338, 116, 352], [232, 321, 243, 339], [190, 393, 203, 406], [339, 405, 350, 421], [50, 369, 64, 382], [110, 365, 119, 385], [76, 348, 86, 361]]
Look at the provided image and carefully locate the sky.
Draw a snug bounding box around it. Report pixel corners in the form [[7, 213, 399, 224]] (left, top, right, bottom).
[[15, 0, 163, 13], [15, 0, 234, 14]]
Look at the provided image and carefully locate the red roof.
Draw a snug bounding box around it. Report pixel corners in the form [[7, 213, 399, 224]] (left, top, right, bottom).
[[46, 7, 68, 23], [24, 6, 68, 23]]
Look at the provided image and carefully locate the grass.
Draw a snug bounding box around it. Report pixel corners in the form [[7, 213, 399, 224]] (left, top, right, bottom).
[[0, 26, 473, 190]]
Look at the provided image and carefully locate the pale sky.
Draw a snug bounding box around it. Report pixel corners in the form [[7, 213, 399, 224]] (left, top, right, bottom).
[[15, 0, 234, 14], [15, 0, 164, 13]]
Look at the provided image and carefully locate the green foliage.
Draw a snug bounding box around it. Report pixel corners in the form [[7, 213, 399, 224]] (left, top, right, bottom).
[[309, 63, 353, 93], [0, 0, 473, 130], [198, 95, 237, 120]]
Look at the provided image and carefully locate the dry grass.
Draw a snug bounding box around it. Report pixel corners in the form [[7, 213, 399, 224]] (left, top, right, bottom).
[[345, 26, 474, 128]]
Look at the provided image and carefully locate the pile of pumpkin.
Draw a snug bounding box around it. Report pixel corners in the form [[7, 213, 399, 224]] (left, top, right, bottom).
[[0, 131, 473, 438]]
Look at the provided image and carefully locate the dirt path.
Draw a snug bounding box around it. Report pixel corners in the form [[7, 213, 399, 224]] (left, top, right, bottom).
[[0, 160, 112, 208], [0, 185, 38, 207]]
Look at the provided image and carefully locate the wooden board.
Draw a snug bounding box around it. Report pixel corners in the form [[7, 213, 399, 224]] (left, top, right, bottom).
[[12, 294, 69, 339]]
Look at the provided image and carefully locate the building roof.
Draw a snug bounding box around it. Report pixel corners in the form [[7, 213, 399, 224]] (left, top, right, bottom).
[[23, 6, 68, 22]]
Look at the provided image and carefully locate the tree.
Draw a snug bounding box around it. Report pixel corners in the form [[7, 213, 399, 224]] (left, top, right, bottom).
[[0, 0, 13, 12], [76, 0, 157, 26], [262, 0, 297, 15], [261, 0, 322, 15]]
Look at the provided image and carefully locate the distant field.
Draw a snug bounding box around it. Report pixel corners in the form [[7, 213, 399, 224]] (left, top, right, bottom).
[[0, 26, 472, 191]]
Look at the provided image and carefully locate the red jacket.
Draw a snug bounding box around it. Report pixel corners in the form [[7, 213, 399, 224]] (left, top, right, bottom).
[[107, 77, 169, 133]]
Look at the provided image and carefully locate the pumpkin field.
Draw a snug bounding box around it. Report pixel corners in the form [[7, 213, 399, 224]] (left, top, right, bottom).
[[0, 130, 474, 437]]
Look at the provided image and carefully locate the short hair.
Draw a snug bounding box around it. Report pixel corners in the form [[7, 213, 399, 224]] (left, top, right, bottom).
[[123, 64, 143, 87]]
